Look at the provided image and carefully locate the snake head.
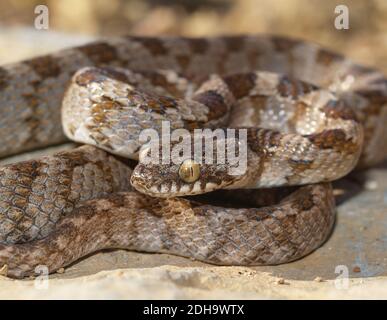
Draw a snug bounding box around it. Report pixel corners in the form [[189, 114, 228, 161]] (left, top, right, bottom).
[[130, 136, 248, 197]]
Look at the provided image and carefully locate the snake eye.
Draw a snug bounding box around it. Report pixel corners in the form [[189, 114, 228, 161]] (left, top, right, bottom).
[[179, 159, 200, 183]]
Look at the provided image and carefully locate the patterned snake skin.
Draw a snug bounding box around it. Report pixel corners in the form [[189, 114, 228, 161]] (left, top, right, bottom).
[[0, 35, 386, 278]]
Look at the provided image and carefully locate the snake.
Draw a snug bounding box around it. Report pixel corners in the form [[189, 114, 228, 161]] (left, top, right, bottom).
[[0, 35, 386, 279]]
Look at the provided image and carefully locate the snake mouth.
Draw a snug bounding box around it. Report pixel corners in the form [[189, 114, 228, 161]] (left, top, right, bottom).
[[131, 186, 223, 198], [130, 179, 194, 198], [130, 170, 230, 198]]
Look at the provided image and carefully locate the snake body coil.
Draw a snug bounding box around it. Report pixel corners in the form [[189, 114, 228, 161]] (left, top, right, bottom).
[[0, 35, 386, 278]]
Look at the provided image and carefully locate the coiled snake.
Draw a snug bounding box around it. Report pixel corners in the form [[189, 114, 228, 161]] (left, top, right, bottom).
[[0, 35, 386, 278]]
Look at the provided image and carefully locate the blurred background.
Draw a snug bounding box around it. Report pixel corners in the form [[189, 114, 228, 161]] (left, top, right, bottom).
[[0, 0, 386, 72]]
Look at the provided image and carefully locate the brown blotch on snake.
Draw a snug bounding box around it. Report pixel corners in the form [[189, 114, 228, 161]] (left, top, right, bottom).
[[321, 100, 358, 122], [186, 37, 210, 54], [307, 129, 359, 153], [316, 49, 343, 66], [224, 73, 257, 99], [131, 37, 168, 56], [277, 75, 318, 98], [271, 37, 300, 52], [77, 42, 119, 64], [24, 55, 61, 79], [221, 36, 246, 52], [0, 67, 9, 90], [193, 90, 229, 122]]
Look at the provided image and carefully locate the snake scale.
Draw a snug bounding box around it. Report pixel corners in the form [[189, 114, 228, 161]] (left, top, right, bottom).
[[0, 35, 386, 278]]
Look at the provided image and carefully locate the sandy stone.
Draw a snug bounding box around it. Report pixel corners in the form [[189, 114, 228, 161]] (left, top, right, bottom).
[[0, 264, 8, 276], [276, 278, 287, 285], [364, 180, 379, 191]]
